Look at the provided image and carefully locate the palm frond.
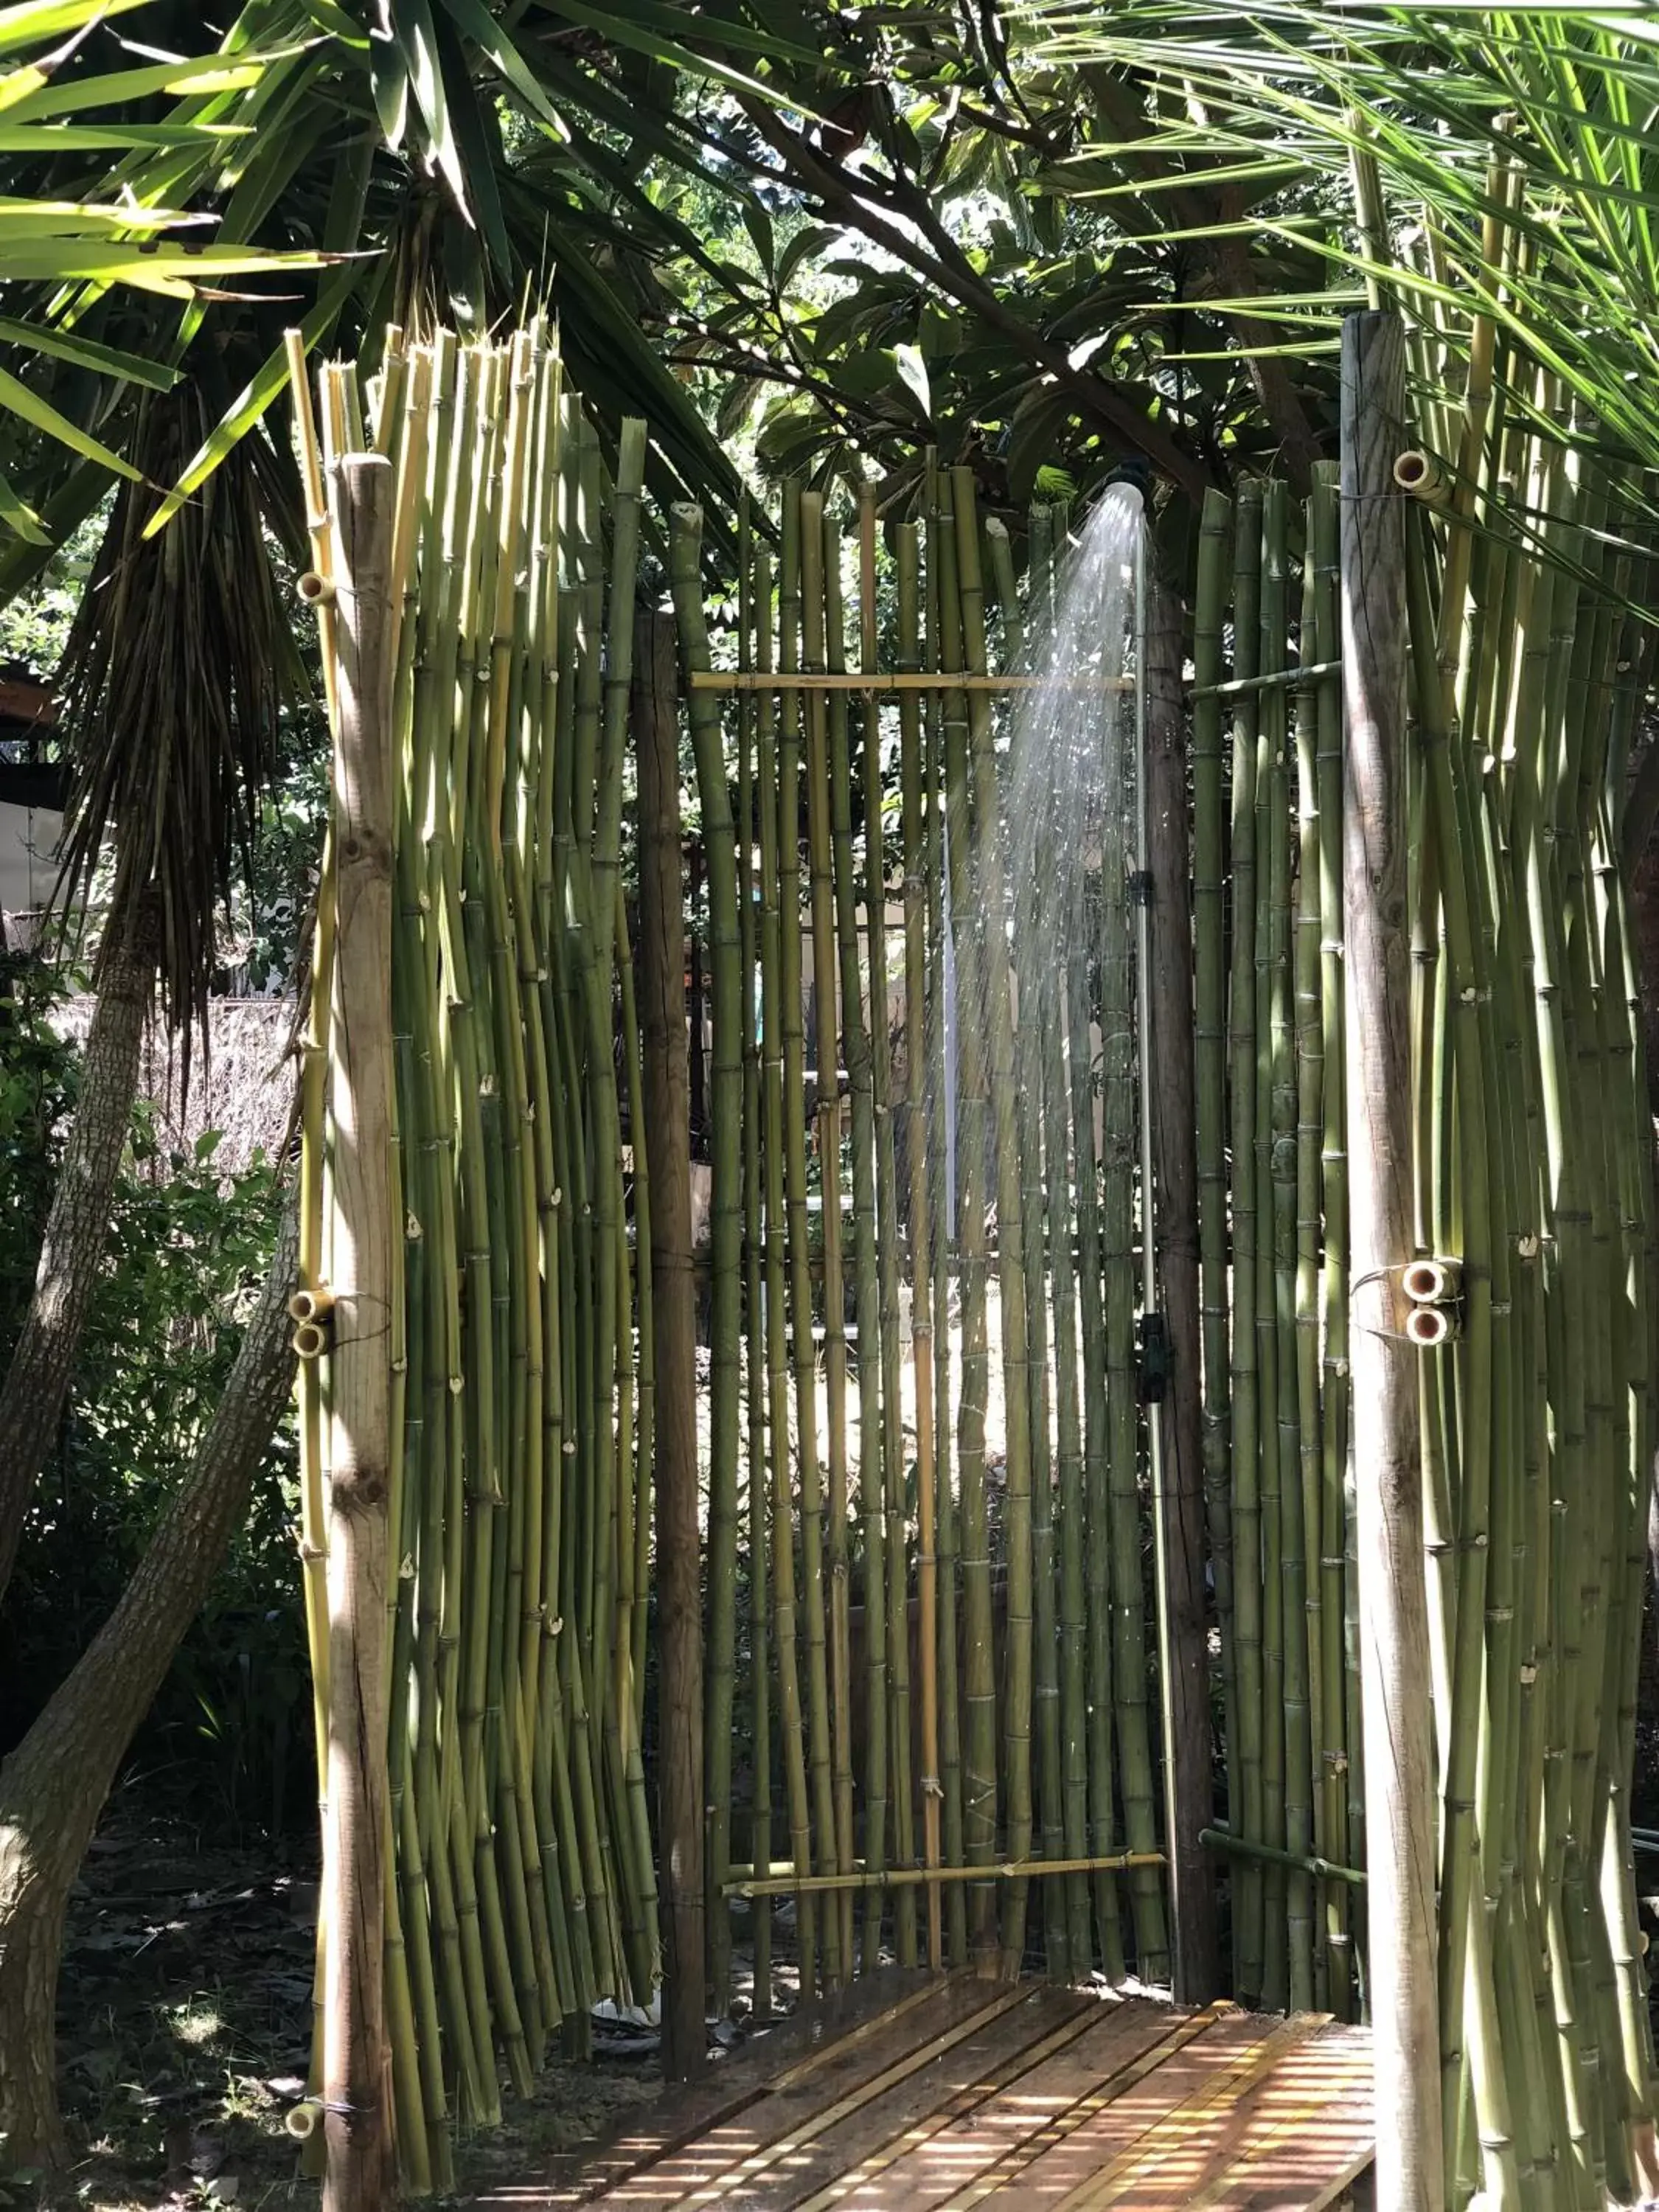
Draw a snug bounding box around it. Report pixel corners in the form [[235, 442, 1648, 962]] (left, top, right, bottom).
[[1014, 0, 1659, 484], [55, 389, 298, 1062]]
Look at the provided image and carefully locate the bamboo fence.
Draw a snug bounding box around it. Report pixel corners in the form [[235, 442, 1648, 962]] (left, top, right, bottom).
[[293, 327, 660, 2188], [290, 313, 1659, 2207]]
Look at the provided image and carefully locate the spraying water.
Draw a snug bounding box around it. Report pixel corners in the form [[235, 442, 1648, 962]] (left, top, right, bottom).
[[933, 481, 1145, 1253], [1005, 483, 1143, 966]]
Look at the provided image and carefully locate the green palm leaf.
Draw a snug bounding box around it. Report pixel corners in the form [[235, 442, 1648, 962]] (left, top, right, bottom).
[[1015, 0, 1659, 479]]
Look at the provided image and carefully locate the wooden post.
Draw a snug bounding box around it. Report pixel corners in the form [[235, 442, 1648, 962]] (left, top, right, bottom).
[[1341, 311, 1443, 2212], [321, 452, 397, 2212], [1144, 560, 1220, 2003], [636, 604, 706, 2079]]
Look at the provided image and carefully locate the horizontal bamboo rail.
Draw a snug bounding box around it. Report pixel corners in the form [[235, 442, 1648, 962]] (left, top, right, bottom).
[[1200, 1826, 1366, 1889], [723, 1851, 1169, 1899], [690, 669, 1133, 693]]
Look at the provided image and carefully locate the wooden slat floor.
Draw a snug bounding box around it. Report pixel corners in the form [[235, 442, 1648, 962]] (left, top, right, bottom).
[[481, 1972, 1373, 2211]]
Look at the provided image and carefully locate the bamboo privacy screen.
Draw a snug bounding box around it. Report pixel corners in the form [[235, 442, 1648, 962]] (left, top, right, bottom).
[[1195, 434, 1659, 2201], [289, 310, 1659, 2208], [682, 467, 1175, 2007], [292, 326, 659, 2194]]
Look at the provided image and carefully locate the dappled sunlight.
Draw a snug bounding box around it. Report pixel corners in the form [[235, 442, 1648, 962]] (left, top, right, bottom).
[[544, 1983, 1372, 2210]]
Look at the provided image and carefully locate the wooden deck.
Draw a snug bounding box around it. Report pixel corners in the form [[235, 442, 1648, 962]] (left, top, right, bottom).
[[485, 1973, 1373, 2210]]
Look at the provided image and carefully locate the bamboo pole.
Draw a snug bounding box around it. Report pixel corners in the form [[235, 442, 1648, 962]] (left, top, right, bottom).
[[691, 670, 1133, 693], [896, 520, 944, 1969], [1308, 460, 1352, 2014], [923, 456, 967, 1969], [320, 451, 397, 2212], [951, 476, 1037, 1980], [822, 509, 888, 1973], [800, 492, 857, 1980], [993, 513, 1065, 1981], [636, 602, 705, 2081], [755, 542, 816, 1995], [1099, 640, 1165, 1980], [669, 507, 744, 2014], [861, 489, 917, 1973], [1143, 554, 1220, 2003], [1226, 484, 1265, 2007], [1341, 310, 1443, 2212], [935, 474, 998, 1965], [723, 1851, 1166, 1899], [738, 504, 773, 2014], [1256, 476, 1293, 2011], [1191, 487, 1234, 1952], [779, 484, 838, 1994]]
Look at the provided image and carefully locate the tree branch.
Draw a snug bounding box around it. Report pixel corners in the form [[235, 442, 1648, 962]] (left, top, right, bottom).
[[1079, 69, 1324, 492], [740, 100, 1210, 502]]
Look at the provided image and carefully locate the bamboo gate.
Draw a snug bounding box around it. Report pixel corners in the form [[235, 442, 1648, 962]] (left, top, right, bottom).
[[291, 316, 1659, 2212]]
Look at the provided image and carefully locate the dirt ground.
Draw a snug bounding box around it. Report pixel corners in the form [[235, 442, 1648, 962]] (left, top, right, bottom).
[[37, 1807, 666, 2212]]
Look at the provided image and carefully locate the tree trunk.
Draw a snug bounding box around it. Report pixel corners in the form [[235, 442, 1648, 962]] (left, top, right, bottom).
[[636, 605, 706, 2081], [0, 884, 161, 1605], [1340, 310, 1442, 2212], [0, 1194, 299, 2168], [318, 454, 397, 2212], [1144, 565, 1220, 2003], [688, 840, 707, 1153]]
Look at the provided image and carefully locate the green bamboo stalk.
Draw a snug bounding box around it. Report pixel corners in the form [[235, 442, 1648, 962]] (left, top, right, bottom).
[[1226, 482, 1265, 2007], [861, 490, 917, 1973], [1407, 507, 1513, 2211], [755, 536, 815, 2001], [412, 341, 498, 2124], [460, 347, 543, 2090], [1044, 970, 1092, 1978], [935, 473, 998, 1964], [1253, 478, 1290, 2011], [738, 498, 773, 2013], [1191, 489, 1235, 1939], [589, 423, 650, 2005], [779, 483, 838, 1993], [1023, 507, 1092, 1978], [953, 479, 1036, 1977], [1600, 865, 1659, 2173], [923, 457, 967, 1968], [1068, 858, 1123, 1983], [1275, 476, 1315, 2017], [484, 333, 560, 2062], [801, 490, 858, 1980], [996, 510, 1064, 1981], [1309, 460, 1352, 2014], [895, 518, 944, 1971], [1093, 507, 1166, 1988], [614, 895, 657, 1943], [821, 508, 888, 1973]]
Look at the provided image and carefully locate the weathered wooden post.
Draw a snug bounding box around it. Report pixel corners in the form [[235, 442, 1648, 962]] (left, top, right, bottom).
[[636, 603, 706, 2079], [1341, 310, 1442, 2212], [321, 451, 397, 2212], [1143, 558, 1220, 2004]]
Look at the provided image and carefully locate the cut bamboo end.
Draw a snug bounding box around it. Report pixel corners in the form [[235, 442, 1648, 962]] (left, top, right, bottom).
[[296, 570, 335, 607], [288, 1285, 336, 1324], [284, 2101, 321, 2142], [1392, 450, 1451, 509], [1400, 1256, 1460, 1305], [1405, 1303, 1458, 1349], [292, 1319, 330, 1360]]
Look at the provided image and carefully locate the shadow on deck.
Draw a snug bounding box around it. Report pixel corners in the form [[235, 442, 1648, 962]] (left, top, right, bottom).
[[476, 1970, 1374, 2209]]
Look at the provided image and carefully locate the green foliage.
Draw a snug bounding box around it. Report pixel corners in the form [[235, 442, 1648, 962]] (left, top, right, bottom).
[[0, 980, 304, 1836], [0, 498, 103, 676], [0, 0, 319, 543], [1017, 0, 1659, 490]]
